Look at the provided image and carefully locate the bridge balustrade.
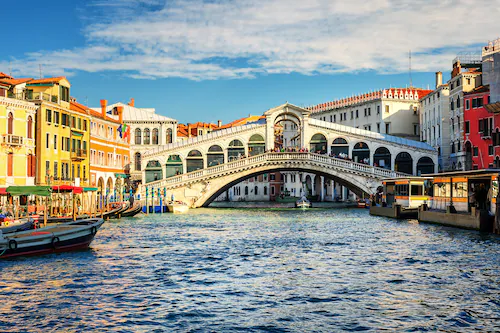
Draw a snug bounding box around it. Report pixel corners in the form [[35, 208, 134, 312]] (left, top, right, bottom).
[[142, 152, 408, 193]]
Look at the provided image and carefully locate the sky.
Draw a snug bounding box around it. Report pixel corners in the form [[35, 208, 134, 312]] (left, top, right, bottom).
[[1, 0, 499, 124]]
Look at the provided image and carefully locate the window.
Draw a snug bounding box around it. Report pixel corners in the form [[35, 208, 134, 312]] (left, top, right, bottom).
[[377, 106, 380, 114], [489, 145, 494, 156], [46, 133, 49, 148], [413, 107, 418, 115], [465, 121, 470, 134], [45, 161, 50, 176], [330, 115, 332, 122], [466, 100, 470, 110], [413, 124, 419, 135], [271, 186, 275, 196], [340, 113, 343, 121], [60, 86, 70, 102], [385, 105, 389, 113], [264, 187, 267, 195], [152, 128, 159, 144], [385, 123, 390, 134], [7, 112, 13, 134], [457, 97, 461, 108], [333, 115, 336, 122], [135, 152, 141, 171], [83, 166, 86, 180], [7, 153, 13, 177], [254, 186, 258, 195], [364, 108, 367, 117], [83, 120, 87, 131], [54, 135, 57, 150], [473, 146, 478, 157], [377, 123, 380, 133], [166, 128, 173, 144], [53, 161, 58, 179], [135, 128, 142, 144], [27, 154, 36, 177], [270, 174, 276, 181], [46, 109, 52, 123], [27, 116, 33, 138], [450, 99, 454, 110], [472, 98, 477, 108], [368, 107, 371, 116], [244, 186, 249, 195], [351, 111, 354, 119], [143, 128, 151, 144]]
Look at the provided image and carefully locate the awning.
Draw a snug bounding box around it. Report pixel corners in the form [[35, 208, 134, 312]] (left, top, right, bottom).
[[7, 186, 52, 197], [52, 185, 83, 194], [0, 188, 7, 195], [71, 131, 83, 137], [115, 173, 129, 178], [83, 187, 98, 192]]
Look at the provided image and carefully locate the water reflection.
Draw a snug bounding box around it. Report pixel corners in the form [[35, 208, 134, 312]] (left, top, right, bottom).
[[1, 208, 499, 332]]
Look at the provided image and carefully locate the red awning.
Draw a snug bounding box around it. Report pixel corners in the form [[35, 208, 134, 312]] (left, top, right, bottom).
[[52, 185, 83, 194], [0, 188, 7, 195]]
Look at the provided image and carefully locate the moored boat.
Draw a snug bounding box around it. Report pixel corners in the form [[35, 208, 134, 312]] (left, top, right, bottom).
[[120, 202, 143, 217], [0, 218, 35, 234], [0, 218, 104, 259], [295, 196, 311, 209], [166, 201, 189, 214]]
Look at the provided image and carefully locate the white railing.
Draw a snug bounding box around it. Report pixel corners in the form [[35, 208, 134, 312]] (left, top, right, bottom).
[[141, 152, 407, 194]]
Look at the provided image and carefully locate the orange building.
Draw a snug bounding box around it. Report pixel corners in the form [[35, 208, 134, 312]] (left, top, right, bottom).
[[70, 99, 130, 200]]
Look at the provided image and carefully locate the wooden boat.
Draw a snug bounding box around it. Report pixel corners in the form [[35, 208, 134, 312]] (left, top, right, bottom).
[[166, 201, 189, 214], [0, 218, 104, 259], [107, 202, 131, 219], [295, 196, 311, 209], [46, 214, 89, 224], [120, 202, 142, 217], [0, 218, 35, 234]]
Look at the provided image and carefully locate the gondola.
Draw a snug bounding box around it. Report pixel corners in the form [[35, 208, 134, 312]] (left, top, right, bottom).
[[107, 202, 131, 219], [0, 218, 104, 259], [120, 202, 142, 217], [0, 218, 35, 234]]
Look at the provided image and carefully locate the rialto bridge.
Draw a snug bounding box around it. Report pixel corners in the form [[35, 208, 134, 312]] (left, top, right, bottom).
[[139, 103, 437, 207]]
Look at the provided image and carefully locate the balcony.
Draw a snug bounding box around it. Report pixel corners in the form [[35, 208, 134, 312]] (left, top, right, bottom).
[[1, 134, 24, 146], [7, 91, 59, 104], [70, 149, 87, 161]]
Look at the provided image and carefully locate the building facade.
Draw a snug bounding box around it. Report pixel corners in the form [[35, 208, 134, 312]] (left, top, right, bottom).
[[308, 88, 432, 141], [419, 72, 451, 171], [72, 100, 130, 198], [0, 75, 37, 188]]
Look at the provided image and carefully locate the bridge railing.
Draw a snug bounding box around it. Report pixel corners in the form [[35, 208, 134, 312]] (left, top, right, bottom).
[[142, 152, 408, 192]]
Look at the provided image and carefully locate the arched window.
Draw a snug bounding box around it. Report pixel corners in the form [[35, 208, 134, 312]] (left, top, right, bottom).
[[264, 186, 268, 195], [186, 150, 203, 173], [7, 152, 13, 176], [134, 152, 141, 171], [207, 145, 224, 166], [456, 97, 461, 108], [310, 133, 327, 153], [228, 139, 245, 161], [135, 128, 142, 145], [331, 137, 349, 156], [248, 134, 265, 156], [145, 160, 162, 183], [143, 128, 151, 145], [352, 142, 370, 163], [166, 128, 173, 144], [152, 128, 159, 145], [27, 116, 33, 139], [244, 186, 249, 195], [254, 186, 258, 195], [166, 155, 183, 178], [7, 112, 13, 134]]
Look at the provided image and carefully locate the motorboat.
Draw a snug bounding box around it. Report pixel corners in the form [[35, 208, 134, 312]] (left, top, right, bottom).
[[166, 201, 189, 214], [0, 218, 35, 234], [0, 218, 104, 259], [295, 196, 311, 209]]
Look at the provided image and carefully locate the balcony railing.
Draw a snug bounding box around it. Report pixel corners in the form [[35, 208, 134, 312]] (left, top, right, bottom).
[[7, 91, 59, 104], [2, 134, 24, 146], [70, 149, 88, 160]]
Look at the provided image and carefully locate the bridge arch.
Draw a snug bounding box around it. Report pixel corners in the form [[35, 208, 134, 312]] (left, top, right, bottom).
[[395, 152, 413, 174], [199, 165, 378, 207], [416, 156, 435, 175]]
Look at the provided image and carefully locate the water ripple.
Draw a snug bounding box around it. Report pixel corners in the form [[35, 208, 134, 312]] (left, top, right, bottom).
[[1, 208, 499, 332]]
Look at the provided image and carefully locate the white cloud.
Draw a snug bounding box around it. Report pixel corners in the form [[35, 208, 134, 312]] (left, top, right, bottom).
[[2, 0, 499, 80]]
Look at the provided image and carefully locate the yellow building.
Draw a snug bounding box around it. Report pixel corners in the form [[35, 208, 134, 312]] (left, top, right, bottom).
[[25, 77, 91, 187], [0, 74, 37, 189]]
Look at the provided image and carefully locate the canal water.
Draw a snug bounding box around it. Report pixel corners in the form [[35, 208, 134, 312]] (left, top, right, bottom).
[[1, 208, 500, 332]]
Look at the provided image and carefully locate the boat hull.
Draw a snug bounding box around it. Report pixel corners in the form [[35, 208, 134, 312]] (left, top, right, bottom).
[[166, 204, 189, 214]]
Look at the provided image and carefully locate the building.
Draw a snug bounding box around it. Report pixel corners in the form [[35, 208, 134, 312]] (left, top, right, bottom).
[[447, 56, 483, 170], [463, 86, 493, 169], [0, 74, 37, 188], [482, 38, 500, 105], [71, 100, 130, 198], [26, 77, 91, 186], [93, 99, 177, 186], [308, 88, 433, 141], [419, 72, 451, 171]]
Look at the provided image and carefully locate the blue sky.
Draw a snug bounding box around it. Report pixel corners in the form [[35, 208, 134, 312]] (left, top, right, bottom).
[[1, 0, 498, 124]]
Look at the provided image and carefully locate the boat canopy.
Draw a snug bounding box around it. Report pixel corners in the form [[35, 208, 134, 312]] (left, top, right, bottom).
[[52, 185, 83, 194], [6, 186, 52, 196]]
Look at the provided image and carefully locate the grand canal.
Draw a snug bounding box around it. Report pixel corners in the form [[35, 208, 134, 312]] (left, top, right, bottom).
[[1, 208, 499, 332]]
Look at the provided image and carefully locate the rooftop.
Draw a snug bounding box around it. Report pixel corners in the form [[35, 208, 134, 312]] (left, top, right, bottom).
[[26, 76, 68, 85], [94, 102, 177, 123]]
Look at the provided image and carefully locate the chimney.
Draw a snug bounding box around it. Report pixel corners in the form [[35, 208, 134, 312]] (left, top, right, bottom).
[[117, 106, 124, 124], [128, 98, 135, 107], [217, 120, 222, 127], [435, 71, 442, 88], [187, 123, 192, 138], [100, 99, 107, 118]]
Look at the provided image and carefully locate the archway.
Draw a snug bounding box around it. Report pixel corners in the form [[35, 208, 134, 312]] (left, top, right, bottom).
[[106, 177, 114, 200], [152, 128, 159, 145], [228, 140, 245, 161], [395, 152, 413, 174], [97, 177, 105, 209], [305, 175, 313, 196], [248, 134, 265, 156], [207, 145, 224, 167], [310, 134, 327, 154], [273, 113, 301, 150], [166, 155, 183, 177], [134, 152, 141, 171], [134, 128, 141, 145], [187, 150, 203, 172], [352, 142, 370, 163], [373, 147, 391, 169], [465, 141, 472, 170], [143, 128, 151, 145], [416, 157, 435, 175], [330, 138, 348, 157], [145, 160, 162, 183]]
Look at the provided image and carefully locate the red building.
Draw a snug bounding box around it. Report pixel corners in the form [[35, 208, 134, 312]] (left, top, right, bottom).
[[463, 86, 494, 169]]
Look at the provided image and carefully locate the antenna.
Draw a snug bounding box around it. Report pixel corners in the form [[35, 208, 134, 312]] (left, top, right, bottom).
[[409, 50, 413, 88], [39, 64, 42, 79], [8, 62, 12, 77]]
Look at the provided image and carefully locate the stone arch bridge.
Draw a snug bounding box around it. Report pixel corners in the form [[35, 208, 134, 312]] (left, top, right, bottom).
[[139, 103, 437, 207]]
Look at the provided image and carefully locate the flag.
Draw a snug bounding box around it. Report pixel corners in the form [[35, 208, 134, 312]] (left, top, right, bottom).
[[117, 124, 123, 138]]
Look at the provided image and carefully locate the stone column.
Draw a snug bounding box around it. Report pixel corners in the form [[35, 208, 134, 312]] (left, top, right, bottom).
[[320, 176, 324, 201]]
